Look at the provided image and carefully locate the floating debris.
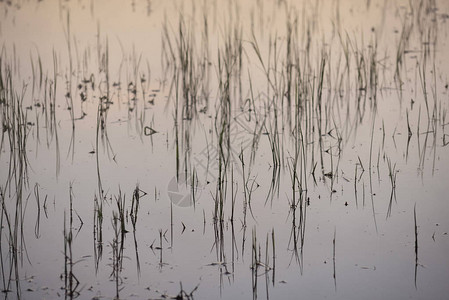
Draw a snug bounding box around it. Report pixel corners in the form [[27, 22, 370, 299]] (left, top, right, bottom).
[[144, 126, 158, 136]]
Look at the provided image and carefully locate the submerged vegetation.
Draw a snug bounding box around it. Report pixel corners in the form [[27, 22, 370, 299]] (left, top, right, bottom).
[[0, 0, 449, 299]]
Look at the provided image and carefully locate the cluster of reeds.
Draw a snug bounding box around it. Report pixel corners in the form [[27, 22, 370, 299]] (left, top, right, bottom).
[[155, 1, 446, 282], [0, 0, 447, 298], [162, 11, 211, 121], [250, 227, 276, 299], [93, 194, 103, 273], [95, 185, 147, 296], [385, 156, 398, 218], [63, 185, 80, 299], [0, 53, 33, 299], [108, 189, 128, 299]]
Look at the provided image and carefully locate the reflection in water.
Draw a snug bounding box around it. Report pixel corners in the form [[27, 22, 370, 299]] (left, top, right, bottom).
[[63, 185, 80, 299], [0, 0, 449, 299]]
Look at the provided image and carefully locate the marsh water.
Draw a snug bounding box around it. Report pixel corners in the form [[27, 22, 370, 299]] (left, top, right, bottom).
[[1, 0, 449, 299]]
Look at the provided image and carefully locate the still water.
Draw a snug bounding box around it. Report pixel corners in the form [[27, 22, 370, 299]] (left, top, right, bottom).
[[1, 0, 449, 299]]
